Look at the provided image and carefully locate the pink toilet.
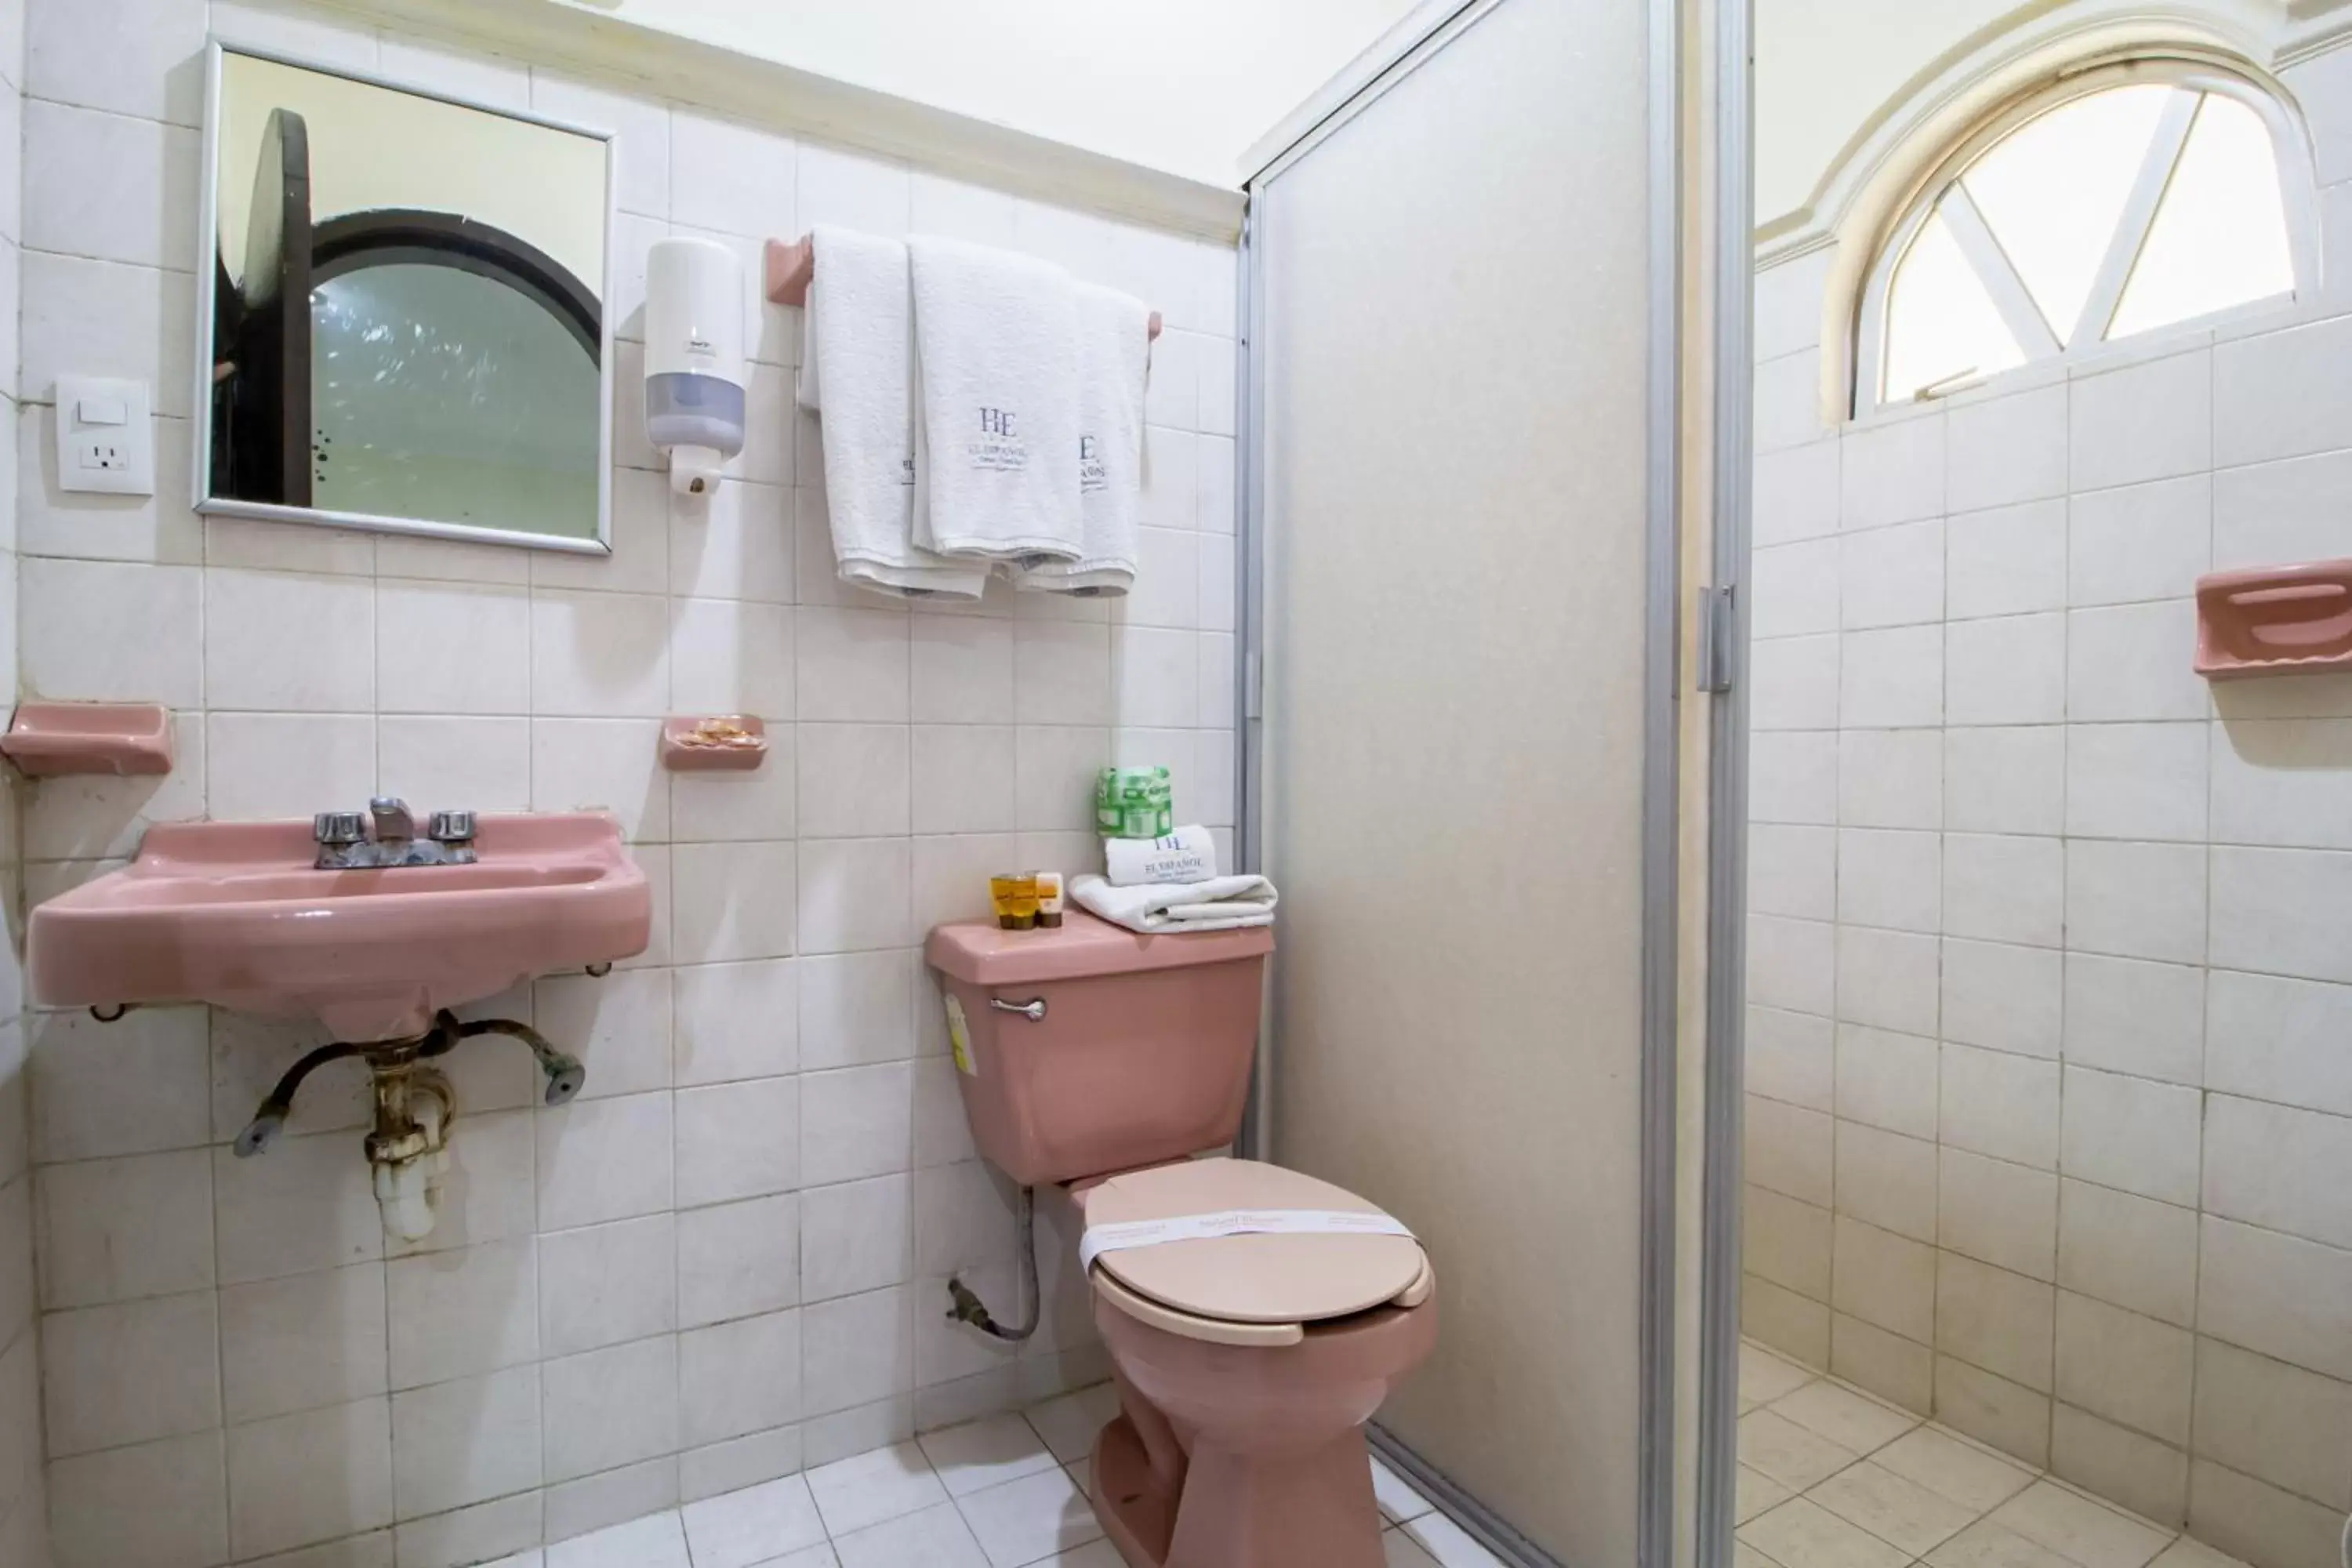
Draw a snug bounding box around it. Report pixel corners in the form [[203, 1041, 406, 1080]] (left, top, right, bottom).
[[925, 911, 1436, 1568]]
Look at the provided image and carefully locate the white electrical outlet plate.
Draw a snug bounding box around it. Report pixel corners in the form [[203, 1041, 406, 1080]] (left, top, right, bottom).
[[55, 375, 155, 497]]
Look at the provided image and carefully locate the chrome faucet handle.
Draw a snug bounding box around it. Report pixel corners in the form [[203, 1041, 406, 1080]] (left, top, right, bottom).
[[313, 811, 365, 847], [368, 797, 416, 841], [427, 810, 477, 844]]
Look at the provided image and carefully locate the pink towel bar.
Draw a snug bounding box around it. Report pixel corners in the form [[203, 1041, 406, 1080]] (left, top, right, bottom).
[[763, 236, 1163, 341]]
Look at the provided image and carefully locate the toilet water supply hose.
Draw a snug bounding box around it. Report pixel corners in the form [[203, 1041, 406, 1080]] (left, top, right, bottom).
[[946, 1185, 1040, 1341]]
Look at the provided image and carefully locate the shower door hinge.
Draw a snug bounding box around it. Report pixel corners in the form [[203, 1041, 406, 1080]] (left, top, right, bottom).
[[1696, 585, 1737, 695], [1243, 652, 1264, 720]]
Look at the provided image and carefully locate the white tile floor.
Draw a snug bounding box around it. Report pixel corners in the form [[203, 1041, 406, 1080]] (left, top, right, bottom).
[[1735, 1341, 2252, 1568], [492, 1383, 1502, 1568]]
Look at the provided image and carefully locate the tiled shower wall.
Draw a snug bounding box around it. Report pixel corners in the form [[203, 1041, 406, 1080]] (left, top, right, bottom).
[[7, 2, 1240, 1565], [1743, 42, 2352, 1568]]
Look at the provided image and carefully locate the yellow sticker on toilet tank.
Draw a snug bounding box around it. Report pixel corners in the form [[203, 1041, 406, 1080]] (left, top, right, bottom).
[[945, 994, 975, 1076]]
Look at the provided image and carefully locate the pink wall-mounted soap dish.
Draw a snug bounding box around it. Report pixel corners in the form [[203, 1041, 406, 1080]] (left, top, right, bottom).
[[2194, 560, 2352, 678], [661, 716, 768, 771], [0, 702, 174, 777]]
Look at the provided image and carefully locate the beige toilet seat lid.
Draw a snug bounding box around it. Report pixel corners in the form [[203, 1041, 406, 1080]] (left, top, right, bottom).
[[1083, 1158, 1427, 1326]]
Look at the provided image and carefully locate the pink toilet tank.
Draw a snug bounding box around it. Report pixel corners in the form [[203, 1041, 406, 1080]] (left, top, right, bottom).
[[924, 911, 1274, 1187]]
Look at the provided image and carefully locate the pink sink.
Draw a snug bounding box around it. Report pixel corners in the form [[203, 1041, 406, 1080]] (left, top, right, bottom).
[[29, 813, 651, 1041]]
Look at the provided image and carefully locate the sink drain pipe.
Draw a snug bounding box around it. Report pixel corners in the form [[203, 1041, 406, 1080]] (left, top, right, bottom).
[[231, 1008, 589, 1243]]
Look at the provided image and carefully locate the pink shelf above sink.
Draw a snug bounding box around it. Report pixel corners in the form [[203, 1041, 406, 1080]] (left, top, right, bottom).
[[2195, 560, 2352, 679], [0, 702, 174, 777]]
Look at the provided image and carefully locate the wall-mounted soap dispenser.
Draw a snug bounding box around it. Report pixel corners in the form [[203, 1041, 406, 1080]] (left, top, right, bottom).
[[645, 236, 747, 497]]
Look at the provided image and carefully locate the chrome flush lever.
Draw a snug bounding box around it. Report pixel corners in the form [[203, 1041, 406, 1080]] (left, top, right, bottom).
[[989, 998, 1047, 1021]]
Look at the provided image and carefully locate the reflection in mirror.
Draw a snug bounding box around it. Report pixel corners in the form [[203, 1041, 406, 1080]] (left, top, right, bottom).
[[202, 47, 613, 550]]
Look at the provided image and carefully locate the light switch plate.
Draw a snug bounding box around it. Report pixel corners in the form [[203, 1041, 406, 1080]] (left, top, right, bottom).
[[55, 375, 155, 496]]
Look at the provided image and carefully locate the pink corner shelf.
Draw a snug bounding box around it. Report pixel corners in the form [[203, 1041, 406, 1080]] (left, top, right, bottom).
[[0, 702, 173, 778], [2194, 560, 2352, 679], [763, 236, 1163, 341], [661, 716, 768, 771]]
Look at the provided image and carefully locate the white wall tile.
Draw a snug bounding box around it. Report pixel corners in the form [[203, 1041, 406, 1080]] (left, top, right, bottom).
[[2212, 719, 2352, 849], [536, 1092, 673, 1232], [1936, 1250, 2056, 1391], [1752, 635, 1841, 731], [1838, 1123, 1938, 1245], [543, 1335, 680, 1485], [48, 1430, 228, 1568], [538, 1213, 677, 1359], [2206, 969, 2352, 1117], [2198, 1216, 2352, 1381], [2210, 845, 2352, 984], [1838, 728, 1941, 829], [1751, 1007, 1835, 1116], [226, 1396, 394, 1559], [1754, 731, 1838, 825], [673, 840, 798, 964], [2191, 1337, 2352, 1509], [2063, 954, 2203, 1086], [677, 1193, 799, 1329], [23, 98, 196, 270], [1944, 727, 2063, 836], [2213, 313, 2352, 466], [1947, 383, 2067, 512], [390, 1364, 543, 1520], [218, 1263, 387, 1425], [26, 0, 207, 125], [42, 1289, 220, 1455], [2059, 1180, 2197, 1329], [35, 1145, 211, 1308], [2065, 840, 2208, 964], [21, 555, 201, 705], [1836, 827, 1938, 931], [1940, 1149, 2058, 1284], [1748, 916, 1832, 1015], [1748, 1097, 1833, 1208], [2055, 1290, 2192, 1445], [2071, 350, 2211, 492], [2060, 1065, 2201, 1207], [212, 1130, 382, 1287], [2202, 1094, 2352, 1250], [801, 1064, 913, 1188], [2212, 447, 2352, 572], [1751, 823, 1835, 920], [378, 581, 531, 715], [1947, 500, 2065, 619], [1941, 938, 2061, 1058], [1756, 438, 1839, 546], [2065, 723, 2208, 841], [2067, 601, 2206, 723], [1942, 833, 2062, 946], [1940, 1044, 2060, 1171], [1945, 613, 2064, 726], [675, 1077, 800, 1207], [2069, 475, 2209, 608], [1840, 409, 1943, 529], [682, 1311, 803, 1452], [1835, 1025, 1938, 1141], [1836, 924, 1940, 1036], [674, 960, 798, 1086], [1842, 520, 1945, 630], [1840, 625, 1943, 728]]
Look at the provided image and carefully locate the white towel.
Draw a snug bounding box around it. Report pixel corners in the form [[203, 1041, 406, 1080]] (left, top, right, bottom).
[[797, 227, 986, 600], [1071, 873, 1276, 935], [907, 235, 1084, 564], [1103, 825, 1218, 887], [1010, 282, 1150, 596]]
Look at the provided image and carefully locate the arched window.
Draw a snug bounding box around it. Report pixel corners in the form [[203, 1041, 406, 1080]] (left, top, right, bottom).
[[1855, 60, 2319, 414]]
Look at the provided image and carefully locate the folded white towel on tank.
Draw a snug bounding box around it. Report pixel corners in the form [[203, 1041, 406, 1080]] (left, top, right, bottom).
[[1071, 872, 1276, 935]]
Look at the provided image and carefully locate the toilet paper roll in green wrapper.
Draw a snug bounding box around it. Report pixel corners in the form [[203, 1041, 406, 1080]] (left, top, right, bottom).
[[1096, 766, 1174, 838]]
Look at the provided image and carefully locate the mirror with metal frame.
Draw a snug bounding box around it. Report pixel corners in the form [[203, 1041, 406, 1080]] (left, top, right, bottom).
[[198, 44, 615, 553]]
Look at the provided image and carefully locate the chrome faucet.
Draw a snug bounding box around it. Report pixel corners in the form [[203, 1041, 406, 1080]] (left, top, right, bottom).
[[314, 799, 479, 869]]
